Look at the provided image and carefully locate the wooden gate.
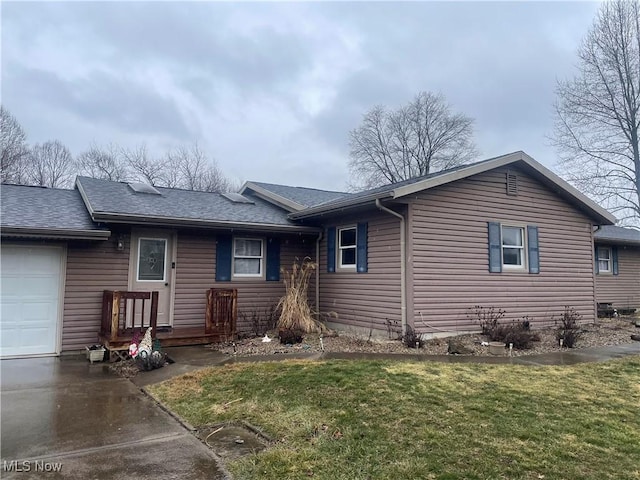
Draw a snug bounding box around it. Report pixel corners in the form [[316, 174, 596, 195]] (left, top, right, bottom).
[[205, 288, 237, 341]]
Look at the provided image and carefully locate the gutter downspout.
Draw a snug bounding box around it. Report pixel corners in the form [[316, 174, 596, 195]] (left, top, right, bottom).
[[315, 230, 323, 319], [592, 225, 600, 324], [375, 199, 407, 336]]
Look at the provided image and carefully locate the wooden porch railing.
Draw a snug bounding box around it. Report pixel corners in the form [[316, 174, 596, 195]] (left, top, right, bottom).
[[205, 288, 237, 341], [101, 290, 158, 344]]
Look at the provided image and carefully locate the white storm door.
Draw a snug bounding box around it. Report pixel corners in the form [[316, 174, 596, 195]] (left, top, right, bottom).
[[129, 232, 174, 327]]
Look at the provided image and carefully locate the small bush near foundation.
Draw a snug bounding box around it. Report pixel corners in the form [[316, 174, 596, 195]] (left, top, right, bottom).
[[502, 319, 541, 350], [279, 329, 304, 345], [242, 304, 280, 337], [469, 307, 540, 350], [555, 306, 583, 348], [468, 305, 506, 336], [403, 325, 423, 349]]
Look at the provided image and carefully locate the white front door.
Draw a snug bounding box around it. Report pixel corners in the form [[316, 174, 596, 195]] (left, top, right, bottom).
[[1, 245, 63, 357], [129, 231, 174, 327]]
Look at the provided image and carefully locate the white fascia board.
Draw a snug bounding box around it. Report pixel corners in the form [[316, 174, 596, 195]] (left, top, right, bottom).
[[240, 182, 305, 212]]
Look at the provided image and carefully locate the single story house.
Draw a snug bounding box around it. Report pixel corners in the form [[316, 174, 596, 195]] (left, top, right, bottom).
[[593, 225, 640, 312], [0, 151, 625, 358]]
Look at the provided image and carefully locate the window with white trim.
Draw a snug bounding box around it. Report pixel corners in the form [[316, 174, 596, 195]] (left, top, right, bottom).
[[233, 238, 263, 277], [338, 226, 357, 269], [597, 246, 612, 273], [501, 226, 526, 269]]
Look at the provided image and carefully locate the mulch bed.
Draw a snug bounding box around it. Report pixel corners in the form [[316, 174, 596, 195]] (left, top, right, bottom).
[[209, 317, 640, 358]]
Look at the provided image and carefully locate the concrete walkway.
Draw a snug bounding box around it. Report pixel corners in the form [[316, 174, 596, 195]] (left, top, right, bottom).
[[0, 356, 228, 480]]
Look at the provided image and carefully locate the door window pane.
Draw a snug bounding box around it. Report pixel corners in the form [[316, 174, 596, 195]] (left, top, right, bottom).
[[138, 239, 166, 281]]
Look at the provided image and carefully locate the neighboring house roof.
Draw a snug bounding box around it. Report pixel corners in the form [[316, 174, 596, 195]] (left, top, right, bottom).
[[287, 151, 616, 225], [594, 225, 640, 245], [75, 176, 318, 232], [1, 184, 110, 240], [240, 181, 350, 212]]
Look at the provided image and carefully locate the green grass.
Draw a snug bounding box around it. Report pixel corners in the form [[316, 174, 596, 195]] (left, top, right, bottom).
[[149, 357, 640, 480]]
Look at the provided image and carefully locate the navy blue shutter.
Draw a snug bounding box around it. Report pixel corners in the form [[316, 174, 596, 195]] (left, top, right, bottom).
[[527, 225, 540, 274], [594, 246, 600, 274], [488, 222, 502, 273], [612, 246, 619, 275], [216, 235, 232, 281], [327, 227, 336, 272], [356, 222, 368, 273], [266, 238, 280, 281]]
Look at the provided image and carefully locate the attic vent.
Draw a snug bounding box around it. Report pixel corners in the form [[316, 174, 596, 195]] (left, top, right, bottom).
[[222, 192, 255, 204], [506, 171, 518, 196], [128, 182, 161, 195]]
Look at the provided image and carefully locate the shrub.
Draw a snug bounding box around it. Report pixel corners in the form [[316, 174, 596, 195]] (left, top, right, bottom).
[[241, 304, 280, 337], [279, 329, 304, 345], [467, 305, 506, 336], [277, 258, 326, 334], [555, 306, 583, 348], [403, 325, 423, 349], [469, 307, 540, 350], [502, 322, 541, 350]]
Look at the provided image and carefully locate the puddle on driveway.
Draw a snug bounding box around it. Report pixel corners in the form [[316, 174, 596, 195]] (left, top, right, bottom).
[[196, 423, 269, 459]]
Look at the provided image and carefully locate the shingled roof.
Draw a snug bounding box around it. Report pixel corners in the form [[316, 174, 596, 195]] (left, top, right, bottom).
[[1, 184, 109, 239], [594, 225, 640, 245], [240, 181, 350, 212], [287, 151, 616, 225], [75, 176, 317, 232]]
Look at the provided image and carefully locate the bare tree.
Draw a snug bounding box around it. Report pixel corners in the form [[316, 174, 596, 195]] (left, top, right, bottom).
[[122, 144, 172, 187], [77, 142, 129, 181], [1, 106, 30, 184], [27, 140, 75, 188], [348, 91, 478, 190], [165, 143, 232, 192], [553, 0, 640, 225]]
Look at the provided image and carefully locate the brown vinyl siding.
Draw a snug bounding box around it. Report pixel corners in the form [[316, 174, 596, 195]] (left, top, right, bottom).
[[319, 212, 402, 333], [62, 233, 130, 350], [595, 245, 640, 309], [174, 232, 315, 334], [409, 166, 597, 333], [172, 232, 215, 329]]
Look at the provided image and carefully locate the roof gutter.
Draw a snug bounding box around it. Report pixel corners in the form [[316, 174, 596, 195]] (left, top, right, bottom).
[[375, 199, 407, 337], [89, 211, 322, 234], [290, 192, 394, 220], [0, 226, 111, 241]]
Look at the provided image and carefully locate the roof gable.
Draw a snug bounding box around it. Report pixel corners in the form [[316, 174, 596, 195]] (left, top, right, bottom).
[[288, 151, 616, 225]]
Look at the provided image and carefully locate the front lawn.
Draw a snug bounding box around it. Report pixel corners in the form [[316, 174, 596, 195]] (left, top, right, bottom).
[[149, 357, 640, 480]]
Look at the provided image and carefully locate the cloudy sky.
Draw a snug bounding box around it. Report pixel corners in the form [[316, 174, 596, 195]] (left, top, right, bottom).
[[1, 1, 600, 191]]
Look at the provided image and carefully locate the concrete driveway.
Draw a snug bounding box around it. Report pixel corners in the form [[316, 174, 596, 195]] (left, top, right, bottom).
[[1, 356, 228, 479]]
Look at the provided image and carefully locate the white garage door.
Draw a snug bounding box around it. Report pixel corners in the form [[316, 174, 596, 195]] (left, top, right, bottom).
[[1, 246, 63, 358]]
